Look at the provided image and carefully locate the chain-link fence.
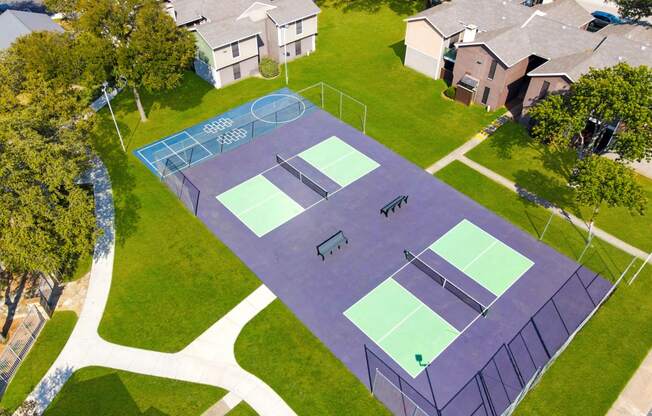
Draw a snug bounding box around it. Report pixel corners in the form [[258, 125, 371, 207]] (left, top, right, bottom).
[[366, 265, 621, 416], [0, 305, 47, 396]]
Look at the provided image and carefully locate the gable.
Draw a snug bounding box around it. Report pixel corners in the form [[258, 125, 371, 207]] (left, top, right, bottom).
[[237, 1, 276, 22]]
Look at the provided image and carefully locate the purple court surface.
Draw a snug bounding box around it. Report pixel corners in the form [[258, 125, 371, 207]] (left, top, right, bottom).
[[148, 105, 612, 415]]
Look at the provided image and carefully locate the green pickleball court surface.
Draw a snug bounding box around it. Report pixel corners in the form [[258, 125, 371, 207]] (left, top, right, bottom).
[[429, 219, 534, 296], [344, 279, 460, 378], [216, 175, 303, 237], [299, 136, 379, 187]]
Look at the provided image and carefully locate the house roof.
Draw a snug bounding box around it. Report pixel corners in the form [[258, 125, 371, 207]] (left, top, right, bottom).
[[196, 18, 262, 49], [463, 14, 602, 67], [529, 32, 652, 81], [406, 0, 531, 38], [266, 0, 320, 25], [0, 9, 63, 50], [171, 0, 319, 48], [598, 22, 652, 45], [533, 0, 593, 28]]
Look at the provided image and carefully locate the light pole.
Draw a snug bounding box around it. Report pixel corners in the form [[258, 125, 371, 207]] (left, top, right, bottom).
[[283, 24, 289, 85], [102, 81, 126, 152]]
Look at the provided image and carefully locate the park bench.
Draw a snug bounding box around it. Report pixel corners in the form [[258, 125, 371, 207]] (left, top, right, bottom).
[[317, 230, 348, 260], [380, 195, 408, 217]]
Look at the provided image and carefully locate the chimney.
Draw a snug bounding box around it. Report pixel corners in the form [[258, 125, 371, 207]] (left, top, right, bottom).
[[462, 24, 478, 42]]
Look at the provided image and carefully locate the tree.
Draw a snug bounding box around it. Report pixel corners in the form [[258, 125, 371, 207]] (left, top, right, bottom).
[[529, 63, 652, 162], [77, 0, 196, 121], [569, 155, 646, 235], [0, 36, 97, 279], [8, 31, 113, 104], [45, 0, 80, 18], [613, 0, 652, 21]]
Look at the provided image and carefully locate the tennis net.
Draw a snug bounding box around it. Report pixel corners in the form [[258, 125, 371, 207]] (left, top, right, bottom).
[[404, 250, 487, 315], [276, 154, 329, 199]]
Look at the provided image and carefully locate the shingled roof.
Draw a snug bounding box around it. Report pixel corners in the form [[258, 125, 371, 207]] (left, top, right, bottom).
[[0, 9, 63, 50], [170, 0, 319, 48]]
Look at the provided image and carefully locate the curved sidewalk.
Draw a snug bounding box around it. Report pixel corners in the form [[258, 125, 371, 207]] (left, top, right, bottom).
[[24, 159, 295, 416]]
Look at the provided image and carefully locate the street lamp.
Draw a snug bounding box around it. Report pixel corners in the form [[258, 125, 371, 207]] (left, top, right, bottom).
[[282, 24, 289, 85], [102, 81, 126, 152]]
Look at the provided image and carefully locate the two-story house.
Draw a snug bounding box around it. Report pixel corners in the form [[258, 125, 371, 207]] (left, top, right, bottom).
[[165, 0, 320, 88], [403, 0, 651, 114]]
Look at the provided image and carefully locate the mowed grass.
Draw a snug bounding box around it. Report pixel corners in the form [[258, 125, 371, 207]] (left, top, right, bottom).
[[0, 312, 77, 413], [235, 300, 392, 416], [227, 401, 258, 416], [44, 367, 224, 416], [466, 122, 652, 252], [436, 162, 652, 415], [96, 1, 500, 351]]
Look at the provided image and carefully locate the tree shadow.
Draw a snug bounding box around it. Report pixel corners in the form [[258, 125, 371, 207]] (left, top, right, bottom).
[[44, 371, 170, 416], [512, 169, 579, 213], [91, 117, 141, 247], [389, 40, 406, 64], [322, 0, 426, 15], [140, 71, 216, 115], [486, 122, 532, 159]]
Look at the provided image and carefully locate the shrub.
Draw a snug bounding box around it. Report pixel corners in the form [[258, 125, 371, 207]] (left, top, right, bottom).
[[444, 85, 456, 99], [259, 58, 279, 78]]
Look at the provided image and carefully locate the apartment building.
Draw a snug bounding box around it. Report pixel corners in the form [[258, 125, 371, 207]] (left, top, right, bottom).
[[402, 0, 650, 113], [166, 0, 320, 88]]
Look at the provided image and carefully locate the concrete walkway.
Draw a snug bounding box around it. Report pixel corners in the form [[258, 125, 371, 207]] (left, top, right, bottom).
[[426, 122, 652, 266], [23, 159, 295, 416], [607, 349, 652, 416]]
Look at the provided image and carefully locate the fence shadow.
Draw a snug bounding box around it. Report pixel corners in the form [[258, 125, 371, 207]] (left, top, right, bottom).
[[366, 266, 618, 416]]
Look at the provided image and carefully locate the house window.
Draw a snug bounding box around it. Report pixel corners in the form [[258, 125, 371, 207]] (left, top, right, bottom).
[[481, 86, 490, 104], [540, 80, 550, 98], [295, 40, 302, 56], [488, 60, 497, 80], [296, 19, 303, 35], [231, 42, 239, 58], [233, 63, 241, 80]]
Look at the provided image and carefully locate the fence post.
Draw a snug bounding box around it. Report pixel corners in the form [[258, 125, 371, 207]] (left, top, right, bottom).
[[628, 252, 651, 285], [339, 91, 343, 119], [363, 345, 374, 392], [539, 211, 554, 240], [320, 82, 324, 108]]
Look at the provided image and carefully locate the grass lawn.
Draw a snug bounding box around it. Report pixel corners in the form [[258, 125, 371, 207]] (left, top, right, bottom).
[[235, 300, 391, 416], [436, 162, 652, 415], [0, 312, 77, 412], [227, 401, 258, 416], [96, 1, 501, 351], [44, 367, 223, 416], [466, 122, 652, 252]]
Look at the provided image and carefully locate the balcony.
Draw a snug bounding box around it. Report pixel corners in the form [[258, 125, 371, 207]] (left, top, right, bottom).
[[443, 47, 457, 62]]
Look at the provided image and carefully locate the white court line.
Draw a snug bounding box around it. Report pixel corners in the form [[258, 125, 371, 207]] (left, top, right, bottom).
[[314, 150, 356, 171], [237, 191, 286, 217], [137, 131, 191, 153], [344, 277, 460, 378], [162, 142, 190, 168], [187, 131, 214, 157], [462, 240, 498, 272], [152, 141, 197, 164], [377, 304, 423, 344]]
